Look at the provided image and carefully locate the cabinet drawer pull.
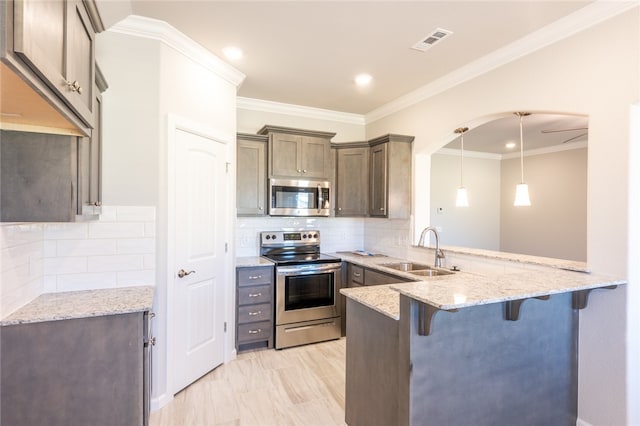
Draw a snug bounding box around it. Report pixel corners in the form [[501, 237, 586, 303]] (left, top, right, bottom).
[[248, 292, 262, 298], [248, 310, 262, 316], [248, 329, 262, 334], [248, 275, 263, 280], [353, 272, 362, 277]]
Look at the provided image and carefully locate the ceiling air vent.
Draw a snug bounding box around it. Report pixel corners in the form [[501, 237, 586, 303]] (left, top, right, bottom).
[[411, 28, 453, 52]]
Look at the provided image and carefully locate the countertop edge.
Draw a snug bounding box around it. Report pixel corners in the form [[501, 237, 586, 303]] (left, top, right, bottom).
[[1, 286, 155, 326]]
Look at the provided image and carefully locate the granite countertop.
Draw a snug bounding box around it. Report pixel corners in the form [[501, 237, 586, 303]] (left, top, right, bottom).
[[336, 251, 625, 317], [340, 285, 400, 320], [435, 245, 590, 272], [236, 256, 274, 268], [1, 286, 155, 326]]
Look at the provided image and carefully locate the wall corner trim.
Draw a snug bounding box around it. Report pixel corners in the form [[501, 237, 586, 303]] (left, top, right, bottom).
[[108, 15, 246, 87]]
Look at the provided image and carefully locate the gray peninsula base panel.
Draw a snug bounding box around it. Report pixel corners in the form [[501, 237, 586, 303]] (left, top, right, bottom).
[[346, 292, 577, 426], [1, 313, 144, 426]]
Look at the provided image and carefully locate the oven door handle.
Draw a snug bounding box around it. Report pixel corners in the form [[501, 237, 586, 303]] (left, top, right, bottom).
[[277, 264, 341, 275]]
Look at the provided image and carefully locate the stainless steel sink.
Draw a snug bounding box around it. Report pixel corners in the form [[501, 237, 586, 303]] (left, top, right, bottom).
[[382, 262, 454, 277], [382, 262, 432, 272], [406, 268, 454, 277]]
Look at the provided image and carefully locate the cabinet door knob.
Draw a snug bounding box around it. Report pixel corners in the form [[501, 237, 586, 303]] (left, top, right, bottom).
[[66, 80, 83, 94], [258, 206, 263, 210], [297, 169, 301, 173], [177, 269, 196, 278], [93, 201, 102, 207], [302, 169, 307, 173], [379, 207, 384, 211]]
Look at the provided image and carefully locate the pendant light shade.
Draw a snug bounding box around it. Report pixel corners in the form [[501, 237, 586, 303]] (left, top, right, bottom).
[[454, 127, 469, 207], [513, 112, 531, 206], [456, 187, 469, 207]]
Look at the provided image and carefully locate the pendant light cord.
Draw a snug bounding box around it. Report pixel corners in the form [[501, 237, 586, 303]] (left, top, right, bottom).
[[460, 132, 464, 187], [519, 114, 525, 184]]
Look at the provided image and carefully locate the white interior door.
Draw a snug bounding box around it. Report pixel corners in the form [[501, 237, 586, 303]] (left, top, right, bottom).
[[172, 127, 227, 393]]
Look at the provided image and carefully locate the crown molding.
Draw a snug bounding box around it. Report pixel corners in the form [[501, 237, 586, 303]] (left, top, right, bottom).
[[437, 140, 587, 160], [108, 15, 246, 87], [365, 1, 639, 124], [237, 97, 365, 126], [502, 140, 588, 160], [436, 148, 502, 160]]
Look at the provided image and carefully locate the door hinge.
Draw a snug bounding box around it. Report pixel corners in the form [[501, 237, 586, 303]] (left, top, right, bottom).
[[225, 242, 228, 253], [224, 322, 227, 332], [225, 162, 231, 173]]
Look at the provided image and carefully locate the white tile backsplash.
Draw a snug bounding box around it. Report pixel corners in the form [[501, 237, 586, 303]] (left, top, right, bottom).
[[235, 216, 367, 257], [89, 222, 146, 239], [1, 223, 44, 318], [0, 206, 157, 318]]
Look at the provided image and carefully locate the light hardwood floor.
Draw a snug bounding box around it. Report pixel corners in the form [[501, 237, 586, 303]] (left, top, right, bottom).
[[150, 338, 347, 426]]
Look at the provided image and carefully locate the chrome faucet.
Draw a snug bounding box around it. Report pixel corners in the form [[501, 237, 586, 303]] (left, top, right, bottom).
[[418, 226, 445, 268]]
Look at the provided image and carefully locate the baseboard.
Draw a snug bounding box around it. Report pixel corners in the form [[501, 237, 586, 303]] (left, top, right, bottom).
[[576, 418, 593, 426], [151, 393, 173, 412]]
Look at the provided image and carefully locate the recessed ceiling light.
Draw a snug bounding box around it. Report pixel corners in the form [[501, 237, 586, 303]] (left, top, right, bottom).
[[355, 73, 372, 86], [505, 142, 516, 149], [223, 46, 243, 61]]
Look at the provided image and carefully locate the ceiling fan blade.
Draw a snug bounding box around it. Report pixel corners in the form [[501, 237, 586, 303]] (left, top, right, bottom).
[[541, 127, 588, 134], [562, 132, 588, 143]]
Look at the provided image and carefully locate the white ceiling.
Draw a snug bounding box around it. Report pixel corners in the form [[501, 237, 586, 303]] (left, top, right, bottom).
[[124, 1, 594, 115], [95, 1, 613, 153]]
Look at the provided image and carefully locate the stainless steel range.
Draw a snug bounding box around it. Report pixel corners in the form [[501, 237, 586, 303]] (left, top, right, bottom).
[[260, 230, 342, 349]]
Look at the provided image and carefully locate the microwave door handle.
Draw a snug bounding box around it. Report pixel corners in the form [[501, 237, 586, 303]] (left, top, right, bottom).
[[317, 184, 323, 212]]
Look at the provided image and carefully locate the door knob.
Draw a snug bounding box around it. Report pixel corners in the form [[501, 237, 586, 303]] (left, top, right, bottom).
[[177, 269, 196, 278]]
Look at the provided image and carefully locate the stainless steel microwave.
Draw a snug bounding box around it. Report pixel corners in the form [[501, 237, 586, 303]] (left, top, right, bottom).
[[269, 178, 330, 216]]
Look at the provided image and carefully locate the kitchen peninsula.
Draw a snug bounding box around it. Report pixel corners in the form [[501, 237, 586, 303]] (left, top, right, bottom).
[[339, 252, 625, 426]]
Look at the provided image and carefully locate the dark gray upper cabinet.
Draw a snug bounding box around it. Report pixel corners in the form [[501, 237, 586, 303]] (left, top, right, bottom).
[[258, 125, 335, 180], [77, 64, 107, 215], [1, 0, 104, 136], [236, 133, 268, 216], [334, 143, 369, 217], [13, 0, 95, 126], [368, 134, 414, 219]]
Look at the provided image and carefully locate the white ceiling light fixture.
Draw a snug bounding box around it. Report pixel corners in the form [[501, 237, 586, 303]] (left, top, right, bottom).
[[222, 46, 243, 61], [411, 28, 453, 52], [505, 141, 516, 149], [514, 112, 532, 207], [455, 126, 469, 207], [355, 73, 373, 86]]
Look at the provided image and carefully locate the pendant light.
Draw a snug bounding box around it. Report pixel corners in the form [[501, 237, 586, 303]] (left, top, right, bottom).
[[455, 127, 469, 207], [514, 112, 531, 206]]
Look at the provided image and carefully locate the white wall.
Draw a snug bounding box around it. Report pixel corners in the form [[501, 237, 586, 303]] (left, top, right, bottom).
[[365, 9, 639, 424], [430, 152, 501, 250], [97, 17, 242, 410], [500, 147, 587, 261]]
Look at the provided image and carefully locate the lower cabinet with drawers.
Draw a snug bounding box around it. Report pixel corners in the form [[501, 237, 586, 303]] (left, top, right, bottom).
[[236, 265, 274, 352]]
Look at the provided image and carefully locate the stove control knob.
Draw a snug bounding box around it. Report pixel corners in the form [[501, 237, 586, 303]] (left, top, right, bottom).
[[302, 234, 307, 239], [271, 234, 277, 240], [265, 235, 270, 240], [313, 233, 318, 238]]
